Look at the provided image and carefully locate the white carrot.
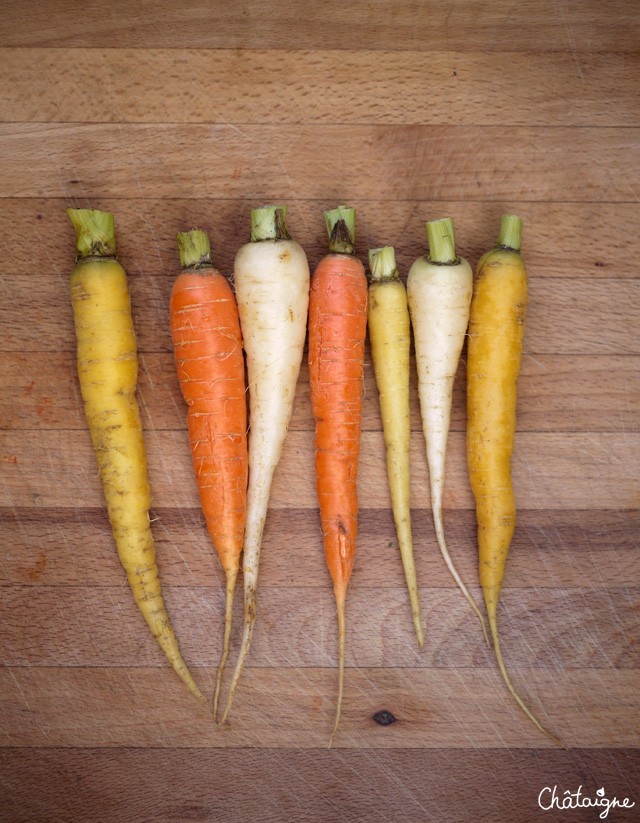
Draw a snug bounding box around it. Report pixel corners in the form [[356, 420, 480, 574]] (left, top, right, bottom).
[[407, 217, 488, 642], [219, 205, 310, 723]]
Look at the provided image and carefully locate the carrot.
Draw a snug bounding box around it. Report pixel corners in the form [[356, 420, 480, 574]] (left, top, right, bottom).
[[467, 214, 561, 744], [219, 205, 310, 724], [309, 206, 368, 742], [67, 208, 204, 702], [169, 229, 248, 717], [367, 246, 423, 647], [407, 218, 488, 642]]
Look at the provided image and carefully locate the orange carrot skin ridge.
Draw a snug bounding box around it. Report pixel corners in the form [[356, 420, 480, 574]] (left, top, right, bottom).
[[309, 253, 368, 601], [169, 268, 248, 578]]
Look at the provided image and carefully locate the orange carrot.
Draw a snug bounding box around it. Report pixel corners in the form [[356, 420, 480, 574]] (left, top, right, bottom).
[[308, 206, 368, 743], [169, 229, 248, 717]]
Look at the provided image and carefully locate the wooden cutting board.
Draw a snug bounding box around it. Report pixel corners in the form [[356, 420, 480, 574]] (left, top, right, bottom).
[[1, 2, 639, 821]]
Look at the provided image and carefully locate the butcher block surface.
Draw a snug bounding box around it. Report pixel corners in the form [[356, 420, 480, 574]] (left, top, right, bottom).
[[0, 1, 639, 821]]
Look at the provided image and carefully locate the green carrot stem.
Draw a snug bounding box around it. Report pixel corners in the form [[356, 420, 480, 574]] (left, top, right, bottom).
[[177, 229, 212, 269], [325, 206, 356, 255], [251, 205, 290, 242], [426, 217, 458, 265], [497, 214, 522, 252], [368, 246, 399, 282], [67, 208, 116, 259]]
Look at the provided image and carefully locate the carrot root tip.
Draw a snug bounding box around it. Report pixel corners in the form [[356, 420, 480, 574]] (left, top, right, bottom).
[[213, 571, 238, 721], [329, 596, 346, 746], [488, 612, 564, 748], [218, 615, 255, 726]]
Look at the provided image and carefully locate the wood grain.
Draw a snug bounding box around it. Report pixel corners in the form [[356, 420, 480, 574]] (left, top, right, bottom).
[[1, 124, 639, 201], [3, 275, 639, 355], [1, 0, 637, 51], [1, 584, 637, 669], [2, 199, 637, 279], [2, 430, 638, 510], [1, 667, 637, 748], [2, 748, 639, 823], [1, 508, 637, 589], [1, 0, 638, 815], [2, 352, 638, 433], [3, 49, 638, 127]]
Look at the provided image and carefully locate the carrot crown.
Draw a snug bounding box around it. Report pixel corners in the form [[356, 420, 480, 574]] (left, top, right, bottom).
[[67, 208, 116, 259], [250, 205, 290, 242], [177, 229, 212, 269], [368, 246, 399, 282], [497, 214, 522, 252], [426, 217, 459, 265], [324, 206, 356, 255]]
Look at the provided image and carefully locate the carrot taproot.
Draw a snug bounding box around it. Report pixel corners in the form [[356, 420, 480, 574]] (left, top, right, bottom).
[[367, 246, 423, 647], [467, 214, 561, 744], [309, 206, 368, 743], [67, 208, 204, 702], [219, 205, 310, 724], [169, 229, 248, 717], [407, 217, 488, 642]]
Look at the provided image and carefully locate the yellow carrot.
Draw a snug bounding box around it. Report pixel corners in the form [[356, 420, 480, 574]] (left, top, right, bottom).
[[68, 208, 204, 703], [368, 246, 423, 646], [467, 214, 561, 745]]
